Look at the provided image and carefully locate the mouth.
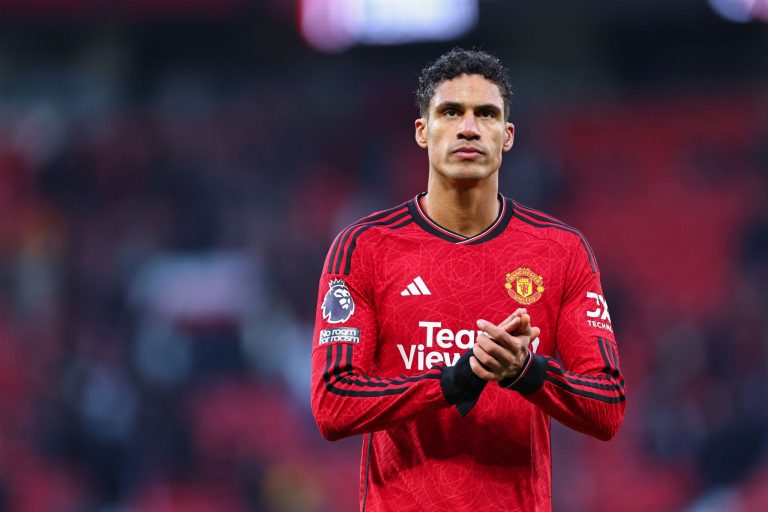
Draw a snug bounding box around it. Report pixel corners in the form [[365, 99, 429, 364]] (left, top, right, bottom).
[[452, 146, 484, 159]]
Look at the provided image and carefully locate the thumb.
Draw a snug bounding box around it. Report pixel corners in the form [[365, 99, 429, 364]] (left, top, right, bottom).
[[506, 313, 533, 336]]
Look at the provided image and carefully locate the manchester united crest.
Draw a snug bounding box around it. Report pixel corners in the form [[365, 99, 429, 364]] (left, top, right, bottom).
[[505, 268, 545, 305]]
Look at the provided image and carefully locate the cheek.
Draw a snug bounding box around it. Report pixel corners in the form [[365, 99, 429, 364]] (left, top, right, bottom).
[[425, 139, 440, 159], [426, 124, 448, 145], [431, 132, 451, 153], [494, 131, 509, 150]]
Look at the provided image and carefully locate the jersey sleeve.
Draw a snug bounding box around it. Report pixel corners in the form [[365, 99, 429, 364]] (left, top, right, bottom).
[[504, 237, 626, 441], [310, 229, 453, 442]]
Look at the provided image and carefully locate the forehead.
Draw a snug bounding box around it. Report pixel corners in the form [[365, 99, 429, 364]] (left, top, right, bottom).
[[430, 74, 503, 110]]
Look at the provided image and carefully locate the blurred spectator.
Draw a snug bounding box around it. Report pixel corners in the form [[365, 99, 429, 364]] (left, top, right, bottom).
[[0, 8, 765, 511]]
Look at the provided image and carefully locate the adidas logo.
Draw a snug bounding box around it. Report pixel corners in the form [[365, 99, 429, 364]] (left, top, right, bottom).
[[400, 276, 431, 296]]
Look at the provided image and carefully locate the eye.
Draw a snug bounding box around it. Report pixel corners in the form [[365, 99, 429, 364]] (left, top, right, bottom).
[[478, 109, 496, 118], [443, 108, 457, 117]]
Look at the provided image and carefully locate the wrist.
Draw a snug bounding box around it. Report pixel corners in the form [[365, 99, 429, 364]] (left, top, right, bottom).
[[499, 351, 547, 394], [440, 350, 487, 415]]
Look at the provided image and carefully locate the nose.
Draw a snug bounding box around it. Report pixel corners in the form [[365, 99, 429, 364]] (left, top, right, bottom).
[[457, 112, 480, 140]]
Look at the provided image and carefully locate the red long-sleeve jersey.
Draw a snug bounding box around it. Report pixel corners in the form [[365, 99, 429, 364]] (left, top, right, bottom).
[[311, 194, 626, 511]]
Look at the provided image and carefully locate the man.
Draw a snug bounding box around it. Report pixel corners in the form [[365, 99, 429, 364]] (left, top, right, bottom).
[[310, 48, 625, 511]]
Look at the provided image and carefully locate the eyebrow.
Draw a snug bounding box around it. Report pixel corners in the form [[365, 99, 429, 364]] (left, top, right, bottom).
[[434, 101, 503, 114]]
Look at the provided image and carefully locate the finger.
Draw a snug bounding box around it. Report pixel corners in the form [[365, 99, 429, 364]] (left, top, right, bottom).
[[474, 335, 515, 369], [498, 308, 526, 329], [505, 313, 535, 337], [517, 313, 532, 335], [472, 345, 504, 373], [478, 319, 536, 359], [511, 315, 541, 348], [469, 356, 501, 381], [477, 319, 525, 351], [499, 315, 521, 334]]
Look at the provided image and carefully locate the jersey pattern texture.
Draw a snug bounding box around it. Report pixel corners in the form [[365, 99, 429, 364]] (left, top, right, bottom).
[[311, 194, 626, 512]]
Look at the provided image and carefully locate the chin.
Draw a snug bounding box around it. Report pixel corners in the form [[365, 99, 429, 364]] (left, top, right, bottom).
[[444, 165, 496, 182]]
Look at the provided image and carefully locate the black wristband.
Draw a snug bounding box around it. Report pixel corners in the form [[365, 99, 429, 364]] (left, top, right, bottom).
[[499, 353, 548, 394], [497, 349, 532, 389], [440, 349, 487, 416]]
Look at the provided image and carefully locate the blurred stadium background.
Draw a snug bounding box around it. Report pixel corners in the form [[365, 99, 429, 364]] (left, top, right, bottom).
[[0, 0, 767, 510]]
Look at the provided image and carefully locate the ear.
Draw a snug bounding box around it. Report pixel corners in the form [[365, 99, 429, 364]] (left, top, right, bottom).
[[414, 118, 428, 148], [502, 122, 515, 152]]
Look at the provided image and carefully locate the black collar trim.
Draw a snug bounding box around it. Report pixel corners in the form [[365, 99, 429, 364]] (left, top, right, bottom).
[[407, 193, 514, 245]]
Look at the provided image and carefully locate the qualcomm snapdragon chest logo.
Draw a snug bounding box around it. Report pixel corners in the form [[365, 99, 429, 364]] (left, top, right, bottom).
[[321, 279, 355, 323]]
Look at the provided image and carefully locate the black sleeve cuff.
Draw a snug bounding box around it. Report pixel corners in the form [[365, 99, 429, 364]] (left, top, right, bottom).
[[440, 350, 487, 416], [499, 353, 547, 395]]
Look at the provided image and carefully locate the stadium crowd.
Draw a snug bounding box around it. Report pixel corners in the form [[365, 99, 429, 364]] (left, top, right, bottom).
[[0, 39, 766, 512]]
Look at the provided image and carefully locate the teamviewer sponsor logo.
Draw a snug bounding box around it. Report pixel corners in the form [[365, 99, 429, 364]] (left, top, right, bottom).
[[397, 322, 474, 370], [319, 327, 361, 345], [397, 321, 540, 370]]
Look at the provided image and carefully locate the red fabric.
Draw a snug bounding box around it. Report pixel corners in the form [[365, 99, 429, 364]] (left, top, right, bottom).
[[310, 196, 626, 511]]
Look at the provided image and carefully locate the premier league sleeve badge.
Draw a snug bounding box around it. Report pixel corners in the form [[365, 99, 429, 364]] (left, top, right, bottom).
[[321, 279, 355, 323]]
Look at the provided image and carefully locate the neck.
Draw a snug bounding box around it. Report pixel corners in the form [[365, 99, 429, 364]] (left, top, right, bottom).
[[422, 176, 500, 238]]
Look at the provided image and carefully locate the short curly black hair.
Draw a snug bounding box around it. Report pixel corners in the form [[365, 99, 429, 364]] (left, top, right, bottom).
[[416, 48, 512, 119]]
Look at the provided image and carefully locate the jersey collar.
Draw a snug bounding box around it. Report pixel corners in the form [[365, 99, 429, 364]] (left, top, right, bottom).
[[407, 192, 514, 245]]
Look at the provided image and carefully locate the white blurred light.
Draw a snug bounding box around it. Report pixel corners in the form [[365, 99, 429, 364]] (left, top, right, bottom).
[[129, 251, 255, 321], [708, 0, 768, 23], [751, 0, 768, 20], [300, 0, 478, 53]]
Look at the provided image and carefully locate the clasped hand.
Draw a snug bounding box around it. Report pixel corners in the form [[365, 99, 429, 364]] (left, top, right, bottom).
[[470, 308, 540, 382]]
